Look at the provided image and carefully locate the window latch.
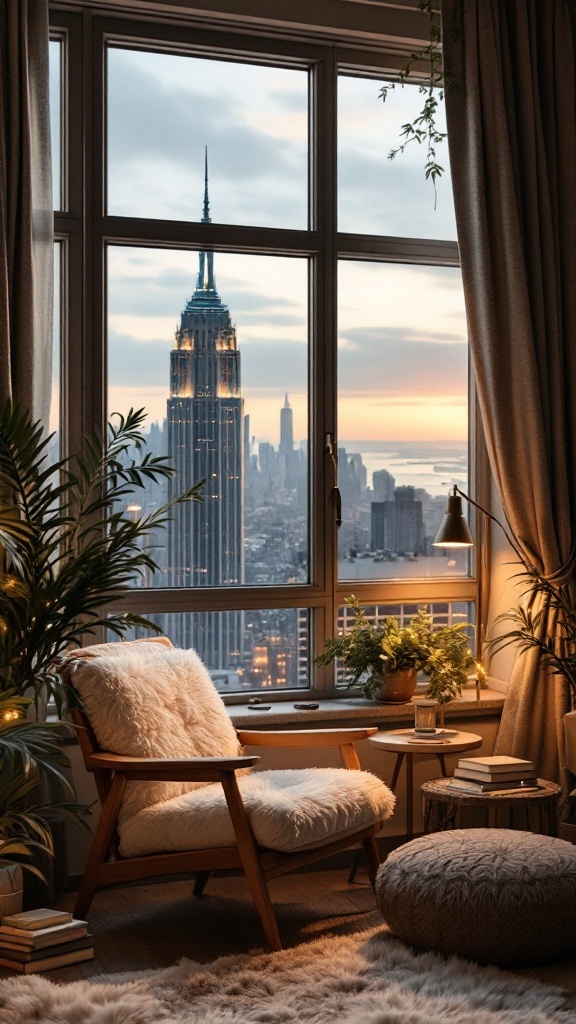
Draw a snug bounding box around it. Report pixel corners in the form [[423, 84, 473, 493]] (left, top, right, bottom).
[[325, 433, 342, 528]]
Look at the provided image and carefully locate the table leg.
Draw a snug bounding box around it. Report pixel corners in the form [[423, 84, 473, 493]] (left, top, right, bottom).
[[549, 801, 558, 837], [406, 755, 414, 839], [436, 753, 448, 777], [390, 753, 404, 793], [423, 796, 432, 834]]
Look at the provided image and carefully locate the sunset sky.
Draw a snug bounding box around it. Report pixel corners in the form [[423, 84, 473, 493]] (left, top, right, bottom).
[[51, 45, 468, 447]]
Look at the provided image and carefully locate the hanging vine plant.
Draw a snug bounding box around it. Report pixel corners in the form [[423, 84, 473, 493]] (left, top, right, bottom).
[[379, 0, 456, 207]]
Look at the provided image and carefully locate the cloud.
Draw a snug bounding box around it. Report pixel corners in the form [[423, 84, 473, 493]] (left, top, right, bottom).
[[338, 326, 467, 396], [107, 264, 307, 332], [106, 51, 307, 225], [108, 331, 171, 386]]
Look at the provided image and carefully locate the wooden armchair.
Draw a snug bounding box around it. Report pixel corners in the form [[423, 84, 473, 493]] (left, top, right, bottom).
[[62, 639, 395, 951]]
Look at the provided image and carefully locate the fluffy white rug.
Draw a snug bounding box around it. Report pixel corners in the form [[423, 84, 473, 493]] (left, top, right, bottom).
[[0, 927, 574, 1024]]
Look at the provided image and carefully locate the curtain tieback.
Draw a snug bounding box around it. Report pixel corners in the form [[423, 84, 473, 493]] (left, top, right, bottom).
[[544, 549, 576, 589]]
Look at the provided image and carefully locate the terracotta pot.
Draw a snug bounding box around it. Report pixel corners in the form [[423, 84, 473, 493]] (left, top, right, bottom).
[[0, 865, 23, 919], [371, 668, 418, 704]]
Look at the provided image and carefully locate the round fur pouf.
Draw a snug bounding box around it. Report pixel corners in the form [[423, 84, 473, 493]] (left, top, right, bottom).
[[375, 828, 576, 966]]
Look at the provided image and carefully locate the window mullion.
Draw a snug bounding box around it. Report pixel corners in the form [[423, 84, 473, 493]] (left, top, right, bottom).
[[310, 46, 338, 692]]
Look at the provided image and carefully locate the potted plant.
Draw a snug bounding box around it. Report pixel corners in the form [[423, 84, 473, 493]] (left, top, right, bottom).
[[486, 547, 576, 837], [316, 596, 475, 711], [0, 401, 202, 710], [0, 690, 89, 915], [0, 401, 201, 902]]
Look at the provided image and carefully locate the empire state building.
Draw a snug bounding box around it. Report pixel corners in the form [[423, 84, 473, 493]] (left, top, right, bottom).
[[167, 156, 244, 669]]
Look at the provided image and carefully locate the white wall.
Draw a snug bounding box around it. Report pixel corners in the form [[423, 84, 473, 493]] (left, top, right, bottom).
[[484, 478, 520, 688]]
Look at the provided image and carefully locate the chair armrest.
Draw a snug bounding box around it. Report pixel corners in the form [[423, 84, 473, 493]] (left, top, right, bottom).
[[84, 752, 259, 782], [236, 728, 378, 748]]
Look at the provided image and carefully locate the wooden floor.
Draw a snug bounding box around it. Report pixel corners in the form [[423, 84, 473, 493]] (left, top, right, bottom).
[[2, 863, 576, 1008]]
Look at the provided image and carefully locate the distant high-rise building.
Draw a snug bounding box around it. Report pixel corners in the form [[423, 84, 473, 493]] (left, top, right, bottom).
[[166, 152, 244, 667], [280, 393, 294, 457], [372, 468, 396, 502], [371, 486, 424, 555], [393, 485, 424, 554], [370, 501, 390, 552], [280, 393, 299, 489]]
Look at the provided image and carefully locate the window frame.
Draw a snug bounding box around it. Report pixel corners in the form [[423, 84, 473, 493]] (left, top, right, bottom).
[[49, 5, 488, 701]]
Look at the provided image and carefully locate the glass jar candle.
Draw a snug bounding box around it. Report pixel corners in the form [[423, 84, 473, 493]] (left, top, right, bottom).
[[413, 698, 438, 733]]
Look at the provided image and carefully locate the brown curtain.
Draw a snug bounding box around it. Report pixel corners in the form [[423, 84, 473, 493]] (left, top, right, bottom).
[[441, 0, 576, 783], [0, 0, 53, 423]]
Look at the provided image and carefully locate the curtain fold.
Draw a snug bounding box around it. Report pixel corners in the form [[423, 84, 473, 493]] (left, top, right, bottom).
[[0, 0, 53, 423], [441, 0, 576, 783]]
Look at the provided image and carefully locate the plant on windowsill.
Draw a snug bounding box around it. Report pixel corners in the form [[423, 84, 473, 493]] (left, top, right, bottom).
[[0, 401, 202, 714], [315, 596, 475, 710]]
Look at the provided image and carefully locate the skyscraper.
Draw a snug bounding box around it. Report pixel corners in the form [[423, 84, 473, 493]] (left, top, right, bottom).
[[370, 486, 424, 555], [279, 393, 294, 457], [167, 152, 244, 668]]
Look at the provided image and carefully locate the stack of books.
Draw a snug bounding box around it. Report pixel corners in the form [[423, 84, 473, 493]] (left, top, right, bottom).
[[446, 755, 539, 795], [0, 909, 94, 973]]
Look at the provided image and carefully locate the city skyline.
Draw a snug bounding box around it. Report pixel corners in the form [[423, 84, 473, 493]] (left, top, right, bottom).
[[107, 248, 468, 445]]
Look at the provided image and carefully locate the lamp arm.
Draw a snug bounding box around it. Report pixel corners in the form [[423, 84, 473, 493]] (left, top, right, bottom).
[[453, 486, 524, 562]]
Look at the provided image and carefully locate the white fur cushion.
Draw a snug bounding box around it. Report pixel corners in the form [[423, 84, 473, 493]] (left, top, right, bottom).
[[63, 641, 244, 823], [118, 768, 395, 856]]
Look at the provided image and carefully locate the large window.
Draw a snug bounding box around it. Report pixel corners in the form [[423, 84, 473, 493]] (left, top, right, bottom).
[[50, 8, 482, 699]]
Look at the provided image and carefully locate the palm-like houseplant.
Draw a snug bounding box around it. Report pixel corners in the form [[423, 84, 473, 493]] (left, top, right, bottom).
[[316, 596, 475, 709], [487, 563, 576, 708], [0, 401, 202, 711], [485, 535, 576, 820], [0, 401, 201, 900]]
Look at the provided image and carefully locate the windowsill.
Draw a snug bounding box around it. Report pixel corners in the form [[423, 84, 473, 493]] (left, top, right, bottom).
[[228, 687, 504, 729]]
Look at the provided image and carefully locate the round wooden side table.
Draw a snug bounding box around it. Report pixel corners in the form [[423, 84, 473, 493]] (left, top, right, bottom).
[[422, 777, 561, 835], [369, 729, 483, 839]]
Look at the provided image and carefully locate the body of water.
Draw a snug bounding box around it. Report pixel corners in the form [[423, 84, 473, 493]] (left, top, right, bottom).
[[340, 439, 468, 497]]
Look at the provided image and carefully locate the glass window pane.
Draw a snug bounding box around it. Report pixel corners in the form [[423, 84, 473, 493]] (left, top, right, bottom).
[[107, 47, 308, 228], [49, 39, 61, 211], [107, 245, 309, 589], [118, 608, 310, 690], [338, 75, 456, 240], [338, 261, 469, 581], [335, 601, 475, 689], [49, 241, 61, 462]]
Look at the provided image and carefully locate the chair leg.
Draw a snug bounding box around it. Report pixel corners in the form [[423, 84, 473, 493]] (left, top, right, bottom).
[[193, 871, 211, 896], [220, 770, 282, 951], [75, 772, 126, 919], [348, 846, 363, 884], [361, 835, 381, 889]]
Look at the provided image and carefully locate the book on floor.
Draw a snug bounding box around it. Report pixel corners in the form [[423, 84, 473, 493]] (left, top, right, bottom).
[[0, 919, 88, 950], [1, 909, 73, 931], [454, 767, 538, 784], [456, 755, 535, 774], [0, 946, 95, 974], [0, 936, 93, 964], [446, 778, 540, 794]]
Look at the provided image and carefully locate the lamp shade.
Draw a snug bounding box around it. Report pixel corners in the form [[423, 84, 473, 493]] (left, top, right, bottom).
[[432, 492, 474, 547]]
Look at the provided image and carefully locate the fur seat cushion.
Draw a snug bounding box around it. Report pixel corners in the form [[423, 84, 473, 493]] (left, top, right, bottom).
[[118, 767, 395, 856]]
